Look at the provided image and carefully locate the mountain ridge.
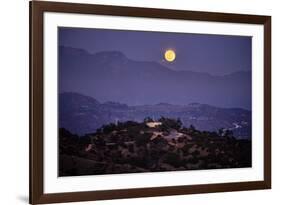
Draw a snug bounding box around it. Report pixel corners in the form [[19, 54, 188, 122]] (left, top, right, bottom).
[[59, 46, 252, 109], [59, 45, 250, 77], [59, 92, 251, 138]]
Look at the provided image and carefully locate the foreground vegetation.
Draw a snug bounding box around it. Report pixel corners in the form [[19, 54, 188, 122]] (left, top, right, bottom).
[[59, 117, 251, 176]]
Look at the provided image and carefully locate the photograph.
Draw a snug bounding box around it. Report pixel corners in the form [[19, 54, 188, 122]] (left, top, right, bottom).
[[29, 2, 271, 203], [58, 27, 252, 177]]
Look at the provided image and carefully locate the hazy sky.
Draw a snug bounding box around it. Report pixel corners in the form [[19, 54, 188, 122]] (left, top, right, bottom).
[[59, 27, 252, 76]]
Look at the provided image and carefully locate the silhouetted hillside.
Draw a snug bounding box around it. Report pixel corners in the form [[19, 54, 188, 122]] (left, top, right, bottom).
[[59, 117, 251, 176]]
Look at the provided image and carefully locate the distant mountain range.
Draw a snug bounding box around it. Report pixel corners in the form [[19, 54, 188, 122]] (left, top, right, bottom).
[[59, 92, 251, 139], [59, 46, 252, 110]]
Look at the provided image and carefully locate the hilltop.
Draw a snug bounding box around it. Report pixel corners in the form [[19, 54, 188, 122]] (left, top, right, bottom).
[[59, 117, 251, 176]]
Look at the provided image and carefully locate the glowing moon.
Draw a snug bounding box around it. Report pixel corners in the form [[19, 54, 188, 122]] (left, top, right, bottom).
[[164, 49, 176, 62]]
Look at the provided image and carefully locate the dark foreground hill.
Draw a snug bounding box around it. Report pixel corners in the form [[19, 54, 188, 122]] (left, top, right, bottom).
[[59, 118, 251, 176], [59, 92, 251, 139]]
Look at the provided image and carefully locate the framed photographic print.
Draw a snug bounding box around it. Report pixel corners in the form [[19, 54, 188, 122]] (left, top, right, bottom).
[[30, 0, 271, 204]]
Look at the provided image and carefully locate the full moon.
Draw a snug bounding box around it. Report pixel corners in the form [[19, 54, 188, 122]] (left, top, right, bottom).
[[164, 49, 176, 62]]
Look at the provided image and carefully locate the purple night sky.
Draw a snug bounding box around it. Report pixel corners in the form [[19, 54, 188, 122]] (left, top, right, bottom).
[[59, 27, 252, 76]]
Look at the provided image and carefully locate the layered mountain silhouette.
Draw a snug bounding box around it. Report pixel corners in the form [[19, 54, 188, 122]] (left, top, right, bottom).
[[59, 92, 251, 138], [59, 46, 252, 110]]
